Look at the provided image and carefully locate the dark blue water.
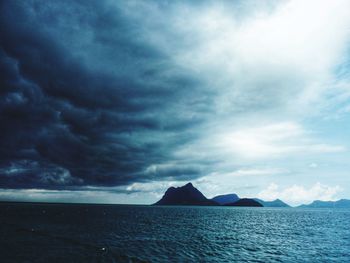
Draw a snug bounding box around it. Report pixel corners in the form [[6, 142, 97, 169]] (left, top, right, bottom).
[[1, 202, 350, 262]]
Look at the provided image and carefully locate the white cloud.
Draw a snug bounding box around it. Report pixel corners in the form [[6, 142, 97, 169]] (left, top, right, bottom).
[[210, 122, 304, 159], [257, 182, 343, 205], [229, 168, 286, 177], [208, 167, 288, 178], [309, 163, 318, 168], [172, 0, 350, 116], [184, 121, 346, 161]]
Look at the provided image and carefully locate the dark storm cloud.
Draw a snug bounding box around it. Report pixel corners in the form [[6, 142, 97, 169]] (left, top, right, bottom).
[[0, 0, 209, 189]]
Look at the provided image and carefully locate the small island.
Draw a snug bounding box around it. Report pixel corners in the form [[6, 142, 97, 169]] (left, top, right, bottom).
[[224, 198, 263, 207]]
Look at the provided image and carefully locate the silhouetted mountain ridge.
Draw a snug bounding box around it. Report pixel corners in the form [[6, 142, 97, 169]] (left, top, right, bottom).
[[154, 183, 217, 206], [225, 198, 263, 207], [211, 194, 239, 205], [153, 182, 349, 208], [154, 183, 268, 207]]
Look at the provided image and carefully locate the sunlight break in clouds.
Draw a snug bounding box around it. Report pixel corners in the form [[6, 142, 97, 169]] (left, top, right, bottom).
[[257, 182, 343, 206], [178, 121, 346, 164], [208, 122, 346, 160]]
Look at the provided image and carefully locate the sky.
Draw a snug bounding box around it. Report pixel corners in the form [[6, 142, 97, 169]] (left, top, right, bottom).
[[0, 0, 350, 206]]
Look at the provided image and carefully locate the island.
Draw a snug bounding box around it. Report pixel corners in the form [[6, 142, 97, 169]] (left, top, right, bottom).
[[225, 198, 263, 207], [153, 183, 218, 206], [154, 183, 265, 207], [211, 194, 240, 205]]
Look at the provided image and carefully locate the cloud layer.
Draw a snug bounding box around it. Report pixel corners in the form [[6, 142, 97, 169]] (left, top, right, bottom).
[[0, 1, 209, 189], [0, 1, 350, 202]]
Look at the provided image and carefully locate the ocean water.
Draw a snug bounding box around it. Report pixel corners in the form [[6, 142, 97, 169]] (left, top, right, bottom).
[[1, 203, 350, 262]]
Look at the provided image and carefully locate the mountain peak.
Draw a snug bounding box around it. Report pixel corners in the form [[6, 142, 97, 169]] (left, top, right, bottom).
[[154, 183, 217, 206], [184, 182, 194, 188]]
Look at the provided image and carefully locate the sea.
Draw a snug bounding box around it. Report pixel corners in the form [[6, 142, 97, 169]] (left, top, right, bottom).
[[1, 202, 350, 262]]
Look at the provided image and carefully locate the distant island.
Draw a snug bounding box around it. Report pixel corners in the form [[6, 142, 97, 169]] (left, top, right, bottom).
[[224, 198, 262, 207], [211, 194, 239, 205], [298, 199, 350, 208], [253, 198, 290, 207], [154, 182, 349, 208]]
